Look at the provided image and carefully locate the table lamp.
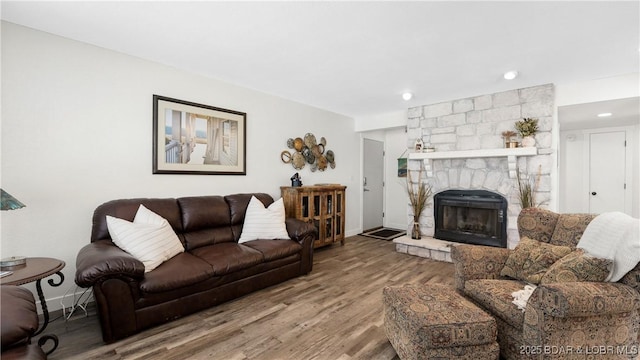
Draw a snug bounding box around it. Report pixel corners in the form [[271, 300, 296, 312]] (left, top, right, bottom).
[[1, 189, 26, 211], [0, 189, 27, 268]]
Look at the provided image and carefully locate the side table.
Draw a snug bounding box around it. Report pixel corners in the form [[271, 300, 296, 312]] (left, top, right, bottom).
[[1, 257, 65, 335]]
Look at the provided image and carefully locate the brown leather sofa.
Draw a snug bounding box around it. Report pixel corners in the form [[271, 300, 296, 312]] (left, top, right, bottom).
[[75, 193, 316, 343], [1, 285, 58, 359]]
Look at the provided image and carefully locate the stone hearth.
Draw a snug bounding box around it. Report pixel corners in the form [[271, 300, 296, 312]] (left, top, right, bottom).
[[393, 236, 453, 263]]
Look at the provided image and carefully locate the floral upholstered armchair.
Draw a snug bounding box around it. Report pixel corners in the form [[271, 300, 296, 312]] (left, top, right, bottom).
[[451, 208, 640, 359]]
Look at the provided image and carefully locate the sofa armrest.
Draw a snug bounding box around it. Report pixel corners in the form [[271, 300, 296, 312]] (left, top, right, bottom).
[[285, 218, 316, 274], [527, 282, 640, 318], [285, 218, 317, 244], [450, 244, 511, 291], [75, 240, 145, 288]]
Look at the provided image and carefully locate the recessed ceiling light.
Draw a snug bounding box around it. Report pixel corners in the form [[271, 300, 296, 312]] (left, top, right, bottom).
[[503, 71, 518, 80], [597, 112, 613, 117], [402, 92, 413, 101]]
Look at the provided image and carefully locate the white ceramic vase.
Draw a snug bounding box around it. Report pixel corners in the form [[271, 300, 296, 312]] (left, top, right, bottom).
[[521, 136, 536, 147]]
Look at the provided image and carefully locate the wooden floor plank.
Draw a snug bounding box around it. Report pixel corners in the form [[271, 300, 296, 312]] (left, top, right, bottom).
[[40, 235, 454, 359]]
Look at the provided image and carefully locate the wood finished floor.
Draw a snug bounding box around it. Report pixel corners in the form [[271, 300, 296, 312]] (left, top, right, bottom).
[[39, 235, 454, 360]]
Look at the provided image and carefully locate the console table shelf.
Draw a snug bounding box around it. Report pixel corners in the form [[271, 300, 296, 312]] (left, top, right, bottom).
[[408, 147, 537, 179]]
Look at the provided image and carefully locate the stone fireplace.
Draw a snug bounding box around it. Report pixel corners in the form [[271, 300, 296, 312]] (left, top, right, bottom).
[[434, 190, 508, 248], [403, 83, 554, 250]]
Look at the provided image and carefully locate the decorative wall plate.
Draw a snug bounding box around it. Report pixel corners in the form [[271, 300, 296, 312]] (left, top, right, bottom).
[[304, 133, 317, 149], [325, 150, 335, 163], [317, 155, 328, 171], [280, 150, 292, 163], [302, 147, 315, 164], [292, 152, 305, 169]]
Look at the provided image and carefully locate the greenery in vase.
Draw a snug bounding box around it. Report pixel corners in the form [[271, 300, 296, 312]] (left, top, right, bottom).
[[515, 118, 539, 137], [407, 168, 433, 221]]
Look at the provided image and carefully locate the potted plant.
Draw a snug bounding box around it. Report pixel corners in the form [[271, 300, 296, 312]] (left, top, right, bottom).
[[407, 168, 432, 239], [501, 130, 518, 148], [515, 118, 539, 147]]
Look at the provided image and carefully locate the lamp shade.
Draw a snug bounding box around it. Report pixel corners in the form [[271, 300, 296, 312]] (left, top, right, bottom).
[[1, 189, 26, 211]]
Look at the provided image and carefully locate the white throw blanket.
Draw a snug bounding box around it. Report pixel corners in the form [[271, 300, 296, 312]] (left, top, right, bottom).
[[577, 212, 640, 282], [512, 284, 537, 311]]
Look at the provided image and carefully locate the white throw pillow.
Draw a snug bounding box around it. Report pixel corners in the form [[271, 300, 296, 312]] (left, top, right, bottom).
[[106, 205, 184, 272], [238, 196, 290, 243]]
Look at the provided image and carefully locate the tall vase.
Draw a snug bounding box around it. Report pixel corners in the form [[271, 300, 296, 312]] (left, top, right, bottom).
[[411, 220, 421, 239]]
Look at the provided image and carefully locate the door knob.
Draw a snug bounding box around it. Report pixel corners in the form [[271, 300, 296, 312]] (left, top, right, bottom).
[[364, 188, 370, 192], [591, 191, 597, 196]]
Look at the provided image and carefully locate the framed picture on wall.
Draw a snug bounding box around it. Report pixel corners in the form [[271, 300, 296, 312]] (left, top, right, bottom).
[[152, 95, 246, 175]]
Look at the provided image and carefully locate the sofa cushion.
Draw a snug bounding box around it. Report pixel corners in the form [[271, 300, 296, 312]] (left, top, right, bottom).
[[464, 279, 526, 329], [540, 249, 612, 284], [190, 243, 264, 276], [225, 193, 274, 225], [91, 198, 183, 242], [1, 286, 38, 348], [139, 252, 215, 293], [182, 228, 236, 251], [500, 237, 572, 284], [106, 205, 184, 272], [517, 208, 559, 243], [549, 213, 596, 248], [242, 239, 302, 261], [620, 262, 640, 292], [239, 196, 290, 243], [178, 196, 231, 232]]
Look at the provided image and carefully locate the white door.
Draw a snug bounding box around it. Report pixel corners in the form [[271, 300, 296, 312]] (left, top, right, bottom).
[[363, 139, 384, 231], [589, 131, 626, 214]]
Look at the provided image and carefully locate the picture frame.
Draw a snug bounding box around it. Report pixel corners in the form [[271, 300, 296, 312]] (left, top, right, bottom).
[[397, 149, 408, 177], [397, 157, 407, 177], [152, 95, 246, 175]]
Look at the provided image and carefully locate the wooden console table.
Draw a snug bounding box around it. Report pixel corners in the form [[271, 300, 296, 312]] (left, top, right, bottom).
[[281, 184, 346, 248]]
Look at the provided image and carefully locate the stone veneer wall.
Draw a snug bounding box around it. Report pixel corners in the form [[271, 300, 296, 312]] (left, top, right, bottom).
[[406, 84, 554, 248]]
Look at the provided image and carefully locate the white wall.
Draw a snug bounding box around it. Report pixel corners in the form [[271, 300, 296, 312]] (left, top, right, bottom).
[[556, 73, 640, 217], [559, 126, 639, 217], [383, 127, 409, 230], [0, 22, 360, 310]]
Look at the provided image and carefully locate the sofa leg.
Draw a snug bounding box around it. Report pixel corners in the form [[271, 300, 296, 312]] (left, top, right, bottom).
[[37, 334, 59, 355]]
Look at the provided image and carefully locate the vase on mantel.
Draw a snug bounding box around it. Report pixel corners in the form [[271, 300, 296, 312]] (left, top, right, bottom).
[[411, 220, 421, 240], [521, 136, 536, 147]]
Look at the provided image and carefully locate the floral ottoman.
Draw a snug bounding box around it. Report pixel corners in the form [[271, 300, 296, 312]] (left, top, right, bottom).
[[382, 284, 499, 360]]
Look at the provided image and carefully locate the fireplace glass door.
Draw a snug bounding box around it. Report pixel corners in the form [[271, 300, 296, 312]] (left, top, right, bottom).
[[442, 205, 498, 238], [434, 190, 508, 248]]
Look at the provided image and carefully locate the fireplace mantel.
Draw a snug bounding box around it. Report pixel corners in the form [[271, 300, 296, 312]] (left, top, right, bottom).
[[408, 147, 537, 178]]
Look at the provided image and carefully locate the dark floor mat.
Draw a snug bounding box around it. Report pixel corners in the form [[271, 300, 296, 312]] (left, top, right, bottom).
[[360, 228, 405, 241]]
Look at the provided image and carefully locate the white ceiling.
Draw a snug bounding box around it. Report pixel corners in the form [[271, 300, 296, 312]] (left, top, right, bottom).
[[1, 1, 639, 119]]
